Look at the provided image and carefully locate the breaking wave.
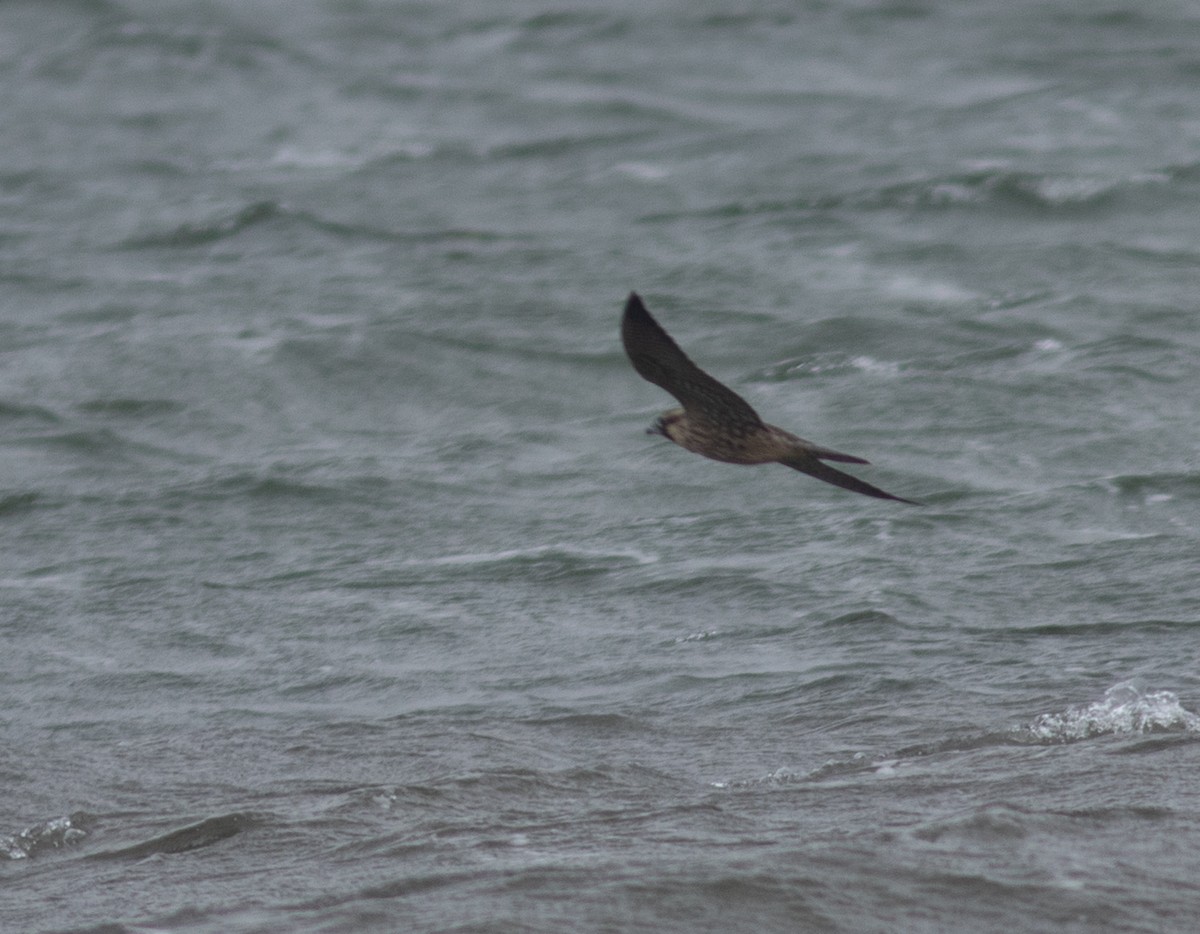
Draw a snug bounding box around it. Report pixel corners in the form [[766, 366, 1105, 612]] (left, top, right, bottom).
[[1017, 682, 1200, 743]]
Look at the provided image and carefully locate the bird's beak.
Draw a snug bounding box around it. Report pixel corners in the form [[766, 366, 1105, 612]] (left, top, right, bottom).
[[645, 423, 661, 436]]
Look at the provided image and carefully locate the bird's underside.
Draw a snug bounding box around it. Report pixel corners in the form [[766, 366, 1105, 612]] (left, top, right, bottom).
[[621, 291, 918, 505]]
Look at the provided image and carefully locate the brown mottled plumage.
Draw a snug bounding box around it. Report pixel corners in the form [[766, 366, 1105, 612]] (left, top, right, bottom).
[[621, 292, 918, 505]]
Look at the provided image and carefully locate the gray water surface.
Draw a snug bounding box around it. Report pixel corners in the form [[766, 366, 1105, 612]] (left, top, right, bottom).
[[4, 2, 1200, 932]]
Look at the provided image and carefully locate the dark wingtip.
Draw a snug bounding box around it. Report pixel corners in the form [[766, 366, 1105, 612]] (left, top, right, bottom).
[[865, 490, 923, 506], [622, 292, 656, 342], [884, 488, 924, 505], [876, 489, 923, 506]]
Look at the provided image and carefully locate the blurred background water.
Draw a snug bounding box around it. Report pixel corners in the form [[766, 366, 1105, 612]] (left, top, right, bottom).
[[4, 1, 1200, 931]]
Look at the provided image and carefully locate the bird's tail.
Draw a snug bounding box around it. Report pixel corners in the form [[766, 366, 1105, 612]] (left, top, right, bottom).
[[781, 454, 920, 505], [809, 445, 869, 465]]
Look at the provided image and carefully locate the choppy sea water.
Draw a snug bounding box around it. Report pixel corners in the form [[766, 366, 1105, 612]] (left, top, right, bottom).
[[5, 1, 1200, 931]]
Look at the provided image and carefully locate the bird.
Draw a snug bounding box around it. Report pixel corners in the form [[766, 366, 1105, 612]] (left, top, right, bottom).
[[621, 292, 919, 505]]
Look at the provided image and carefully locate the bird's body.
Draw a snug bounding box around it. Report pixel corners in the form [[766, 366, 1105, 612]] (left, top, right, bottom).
[[621, 292, 917, 505]]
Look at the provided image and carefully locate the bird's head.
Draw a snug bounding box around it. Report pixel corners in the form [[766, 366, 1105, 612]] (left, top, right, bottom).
[[647, 408, 686, 442]]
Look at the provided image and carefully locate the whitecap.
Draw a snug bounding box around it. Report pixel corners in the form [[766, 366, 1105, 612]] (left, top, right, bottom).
[[675, 629, 719, 643], [849, 355, 901, 377], [884, 273, 978, 304], [2, 815, 87, 860], [612, 162, 671, 181], [1021, 682, 1200, 743]]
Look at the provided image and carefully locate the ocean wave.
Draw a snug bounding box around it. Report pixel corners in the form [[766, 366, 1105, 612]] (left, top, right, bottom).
[[633, 570, 793, 605], [406, 545, 656, 584], [757, 352, 905, 383], [714, 755, 877, 789], [85, 812, 257, 861], [717, 682, 1200, 790], [1, 813, 89, 860], [486, 131, 647, 161], [119, 200, 285, 249], [14, 426, 180, 466], [76, 397, 185, 418], [119, 197, 526, 252], [890, 683, 1200, 753], [23, 7, 313, 97], [876, 170, 1126, 212], [0, 400, 61, 424], [162, 470, 388, 507], [907, 800, 1177, 848], [1098, 471, 1200, 500], [846, 168, 1170, 214], [118, 199, 404, 249], [0, 492, 39, 516], [909, 803, 1037, 843], [643, 167, 1169, 225], [1017, 683, 1200, 743], [521, 712, 648, 734], [1014, 618, 1200, 638]]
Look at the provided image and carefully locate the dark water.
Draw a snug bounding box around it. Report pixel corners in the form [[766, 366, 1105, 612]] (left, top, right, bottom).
[[5, 1, 1200, 931]]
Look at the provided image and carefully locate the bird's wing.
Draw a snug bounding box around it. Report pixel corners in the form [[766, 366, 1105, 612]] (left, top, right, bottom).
[[780, 452, 920, 504], [621, 292, 764, 432]]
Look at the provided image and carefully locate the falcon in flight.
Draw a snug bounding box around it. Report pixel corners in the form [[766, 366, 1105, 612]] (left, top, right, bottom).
[[621, 292, 918, 505]]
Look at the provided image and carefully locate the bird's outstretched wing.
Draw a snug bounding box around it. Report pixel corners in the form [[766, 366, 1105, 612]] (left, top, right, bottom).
[[780, 452, 920, 504], [621, 292, 764, 434]]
